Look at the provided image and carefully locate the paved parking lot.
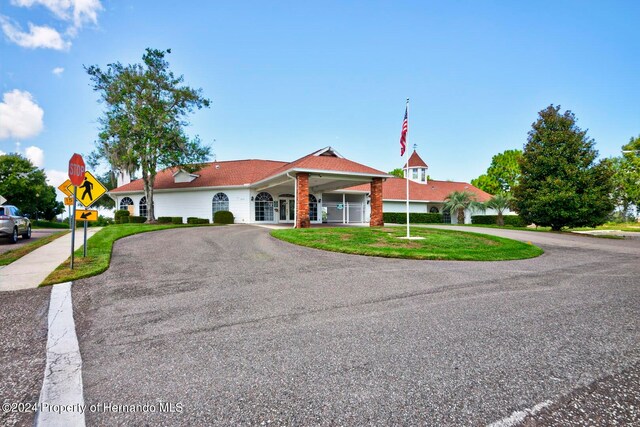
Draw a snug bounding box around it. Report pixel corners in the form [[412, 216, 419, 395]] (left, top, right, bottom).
[[69, 225, 640, 425]]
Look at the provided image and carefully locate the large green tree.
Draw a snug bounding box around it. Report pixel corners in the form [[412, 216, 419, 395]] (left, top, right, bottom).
[[611, 135, 640, 219], [0, 154, 64, 220], [86, 48, 211, 222], [471, 149, 522, 194], [512, 105, 614, 231]]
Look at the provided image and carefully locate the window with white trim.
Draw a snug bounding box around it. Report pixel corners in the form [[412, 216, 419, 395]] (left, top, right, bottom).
[[212, 192, 229, 216], [254, 192, 274, 222], [120, 197, 134, 211]]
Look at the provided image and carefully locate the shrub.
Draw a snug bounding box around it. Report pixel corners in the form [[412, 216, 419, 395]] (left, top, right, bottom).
[[187, 217, 210, 224], [157, 216, 173, 224], [382, 212, 443, 224], [471, 215, 527, 227], [171, 216, 183, 224], [114, 210, 130, 224], [214, 210, 234, 224], [129, 216, 146, 224]]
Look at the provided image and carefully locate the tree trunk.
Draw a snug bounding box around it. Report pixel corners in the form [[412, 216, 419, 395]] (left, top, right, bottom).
[[497, 212, 504, 226], [146, 174, 157, 223], [457, 208, 465, 225]]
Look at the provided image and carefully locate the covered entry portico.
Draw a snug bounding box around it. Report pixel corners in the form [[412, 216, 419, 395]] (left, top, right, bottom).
[[249, 148, 389, 228]]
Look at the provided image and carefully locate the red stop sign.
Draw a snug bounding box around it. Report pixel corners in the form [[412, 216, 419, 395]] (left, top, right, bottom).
[[68, 153, 86, 186]]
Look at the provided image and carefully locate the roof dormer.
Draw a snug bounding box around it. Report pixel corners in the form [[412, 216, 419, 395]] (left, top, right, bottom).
[[173, 169, 200, 183], [403, 150, 429, 184]]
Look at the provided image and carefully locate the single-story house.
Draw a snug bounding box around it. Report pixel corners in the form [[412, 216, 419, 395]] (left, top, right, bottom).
[[109, 147, 494, 226]]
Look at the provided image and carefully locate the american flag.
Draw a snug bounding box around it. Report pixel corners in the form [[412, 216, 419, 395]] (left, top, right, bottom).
[[399, 105, 408, 156]]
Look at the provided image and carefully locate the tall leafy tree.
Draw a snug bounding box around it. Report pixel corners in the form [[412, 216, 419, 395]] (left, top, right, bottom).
[[443, 190, 484, 224], [611, 135, 640, 219], [86, 48, 211, 222], [0, 154, 64, 220], [512, 105, 614, 231], [471, 149, 522, 194]]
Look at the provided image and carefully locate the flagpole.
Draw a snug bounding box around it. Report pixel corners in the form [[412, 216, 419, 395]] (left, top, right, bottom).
[[405, 98, 410, 238]]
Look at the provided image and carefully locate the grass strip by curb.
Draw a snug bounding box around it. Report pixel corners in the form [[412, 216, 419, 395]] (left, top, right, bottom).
[[271, 226, 543, 261], [0, 231, 69, 266], [40, 223, 222, 286]]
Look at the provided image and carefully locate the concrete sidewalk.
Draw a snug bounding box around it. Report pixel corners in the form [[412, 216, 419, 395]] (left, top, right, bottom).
[[0, 228, 102, 292]]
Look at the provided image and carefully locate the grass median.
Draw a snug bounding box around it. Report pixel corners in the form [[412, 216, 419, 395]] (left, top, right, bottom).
[[270, 226, 543, 261], [0, 231, 69, 266], [40, 223, 222, 286]]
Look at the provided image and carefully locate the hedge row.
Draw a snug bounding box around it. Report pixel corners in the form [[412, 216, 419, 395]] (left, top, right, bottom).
[[214, 210, 234, 224], [129, 216, 146, 224], [158, 216, 183, 224], [471, 215, 527, 227], [114, 210, 130, 224], [187, 217, 210, 225], [383, 212, 443, 224]]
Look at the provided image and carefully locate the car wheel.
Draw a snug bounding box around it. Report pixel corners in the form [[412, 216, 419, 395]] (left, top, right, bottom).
[[22, 225, 31, 239], [10, 227, 18, 244]]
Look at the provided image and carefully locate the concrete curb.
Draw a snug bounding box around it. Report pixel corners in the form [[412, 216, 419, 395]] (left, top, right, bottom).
[[36, 282, 85, 427]]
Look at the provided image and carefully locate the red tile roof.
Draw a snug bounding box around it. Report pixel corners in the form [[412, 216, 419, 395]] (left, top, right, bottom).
[[111, 159, 288, 193], [403, 150, 428, 168], [111, 147, 388, 193], [346, 177, 493, 202]]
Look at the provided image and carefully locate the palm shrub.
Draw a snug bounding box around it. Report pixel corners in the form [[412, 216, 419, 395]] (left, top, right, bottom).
[[484, 192, 513, 226], [443, 191, 485, 224]]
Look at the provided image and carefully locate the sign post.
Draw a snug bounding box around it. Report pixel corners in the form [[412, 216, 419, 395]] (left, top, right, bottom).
[[68, 154, 86, 269]]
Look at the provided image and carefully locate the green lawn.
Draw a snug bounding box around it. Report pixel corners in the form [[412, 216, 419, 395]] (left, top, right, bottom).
[[0, 231, 69, 266], [271, 227, 543, 261], [41, 223, 222, 286], [417, 222, 640, 233]]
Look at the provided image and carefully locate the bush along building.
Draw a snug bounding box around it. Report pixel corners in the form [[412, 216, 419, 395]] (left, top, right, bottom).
[[109, 147, 496, 226]]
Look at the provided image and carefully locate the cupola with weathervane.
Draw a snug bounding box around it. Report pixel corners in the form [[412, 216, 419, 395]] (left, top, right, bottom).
[[403, 145, 429, 184]]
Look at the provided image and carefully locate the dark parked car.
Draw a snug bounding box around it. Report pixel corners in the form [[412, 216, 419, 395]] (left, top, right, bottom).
[[0, 205, 31, 244]]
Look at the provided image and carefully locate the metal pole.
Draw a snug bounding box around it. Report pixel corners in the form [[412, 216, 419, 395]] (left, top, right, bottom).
[[405, 98, 410, 238], [83, 219, 87, 257], [70, 186, 77, 269]]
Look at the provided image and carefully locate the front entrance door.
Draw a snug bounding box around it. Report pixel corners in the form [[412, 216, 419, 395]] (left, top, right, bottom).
[[279, 198, 296, 222]]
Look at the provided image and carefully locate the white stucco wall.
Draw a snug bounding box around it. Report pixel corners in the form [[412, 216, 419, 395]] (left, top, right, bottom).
[[114, 188, 252, 223], [383, 201, 429, 213]]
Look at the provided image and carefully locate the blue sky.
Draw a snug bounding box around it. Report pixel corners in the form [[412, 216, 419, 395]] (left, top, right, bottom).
[[1, 0, 638, 191]]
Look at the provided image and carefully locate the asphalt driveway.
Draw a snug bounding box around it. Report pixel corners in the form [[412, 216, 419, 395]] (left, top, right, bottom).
[[72, 225, 640, 425]]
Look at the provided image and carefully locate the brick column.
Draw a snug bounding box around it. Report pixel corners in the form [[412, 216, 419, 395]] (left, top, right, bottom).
[[370, 178, 384, 227], [296, 173, 310, 228]]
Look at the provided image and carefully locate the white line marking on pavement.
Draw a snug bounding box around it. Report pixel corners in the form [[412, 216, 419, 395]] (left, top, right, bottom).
[[487, 400, 552, 427], [36, 282, 85, 427]]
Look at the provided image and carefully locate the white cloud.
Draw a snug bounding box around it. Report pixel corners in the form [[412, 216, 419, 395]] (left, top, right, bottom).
[[45, 168, 68, 187], [0, 16, 70, 50], [3, 0, 102, 50], [10, 0, 102, 31], [0, 150, 5, 156], [0, 90, 44, 140], [52, 66, 64, 76], [25, 145, 44, 167]]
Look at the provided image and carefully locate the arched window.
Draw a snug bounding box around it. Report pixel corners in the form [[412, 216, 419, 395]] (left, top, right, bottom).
[[309, 194, 318, 221], [212, 192, 229, 215], [120, 197, 134, 211], [139, 196, 148, 218], [429, 206, 439, 213], [254, 192, 274, 222]]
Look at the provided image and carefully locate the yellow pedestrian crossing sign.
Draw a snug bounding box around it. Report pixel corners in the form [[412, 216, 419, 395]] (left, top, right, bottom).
[[65, 171, 108, 208]]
